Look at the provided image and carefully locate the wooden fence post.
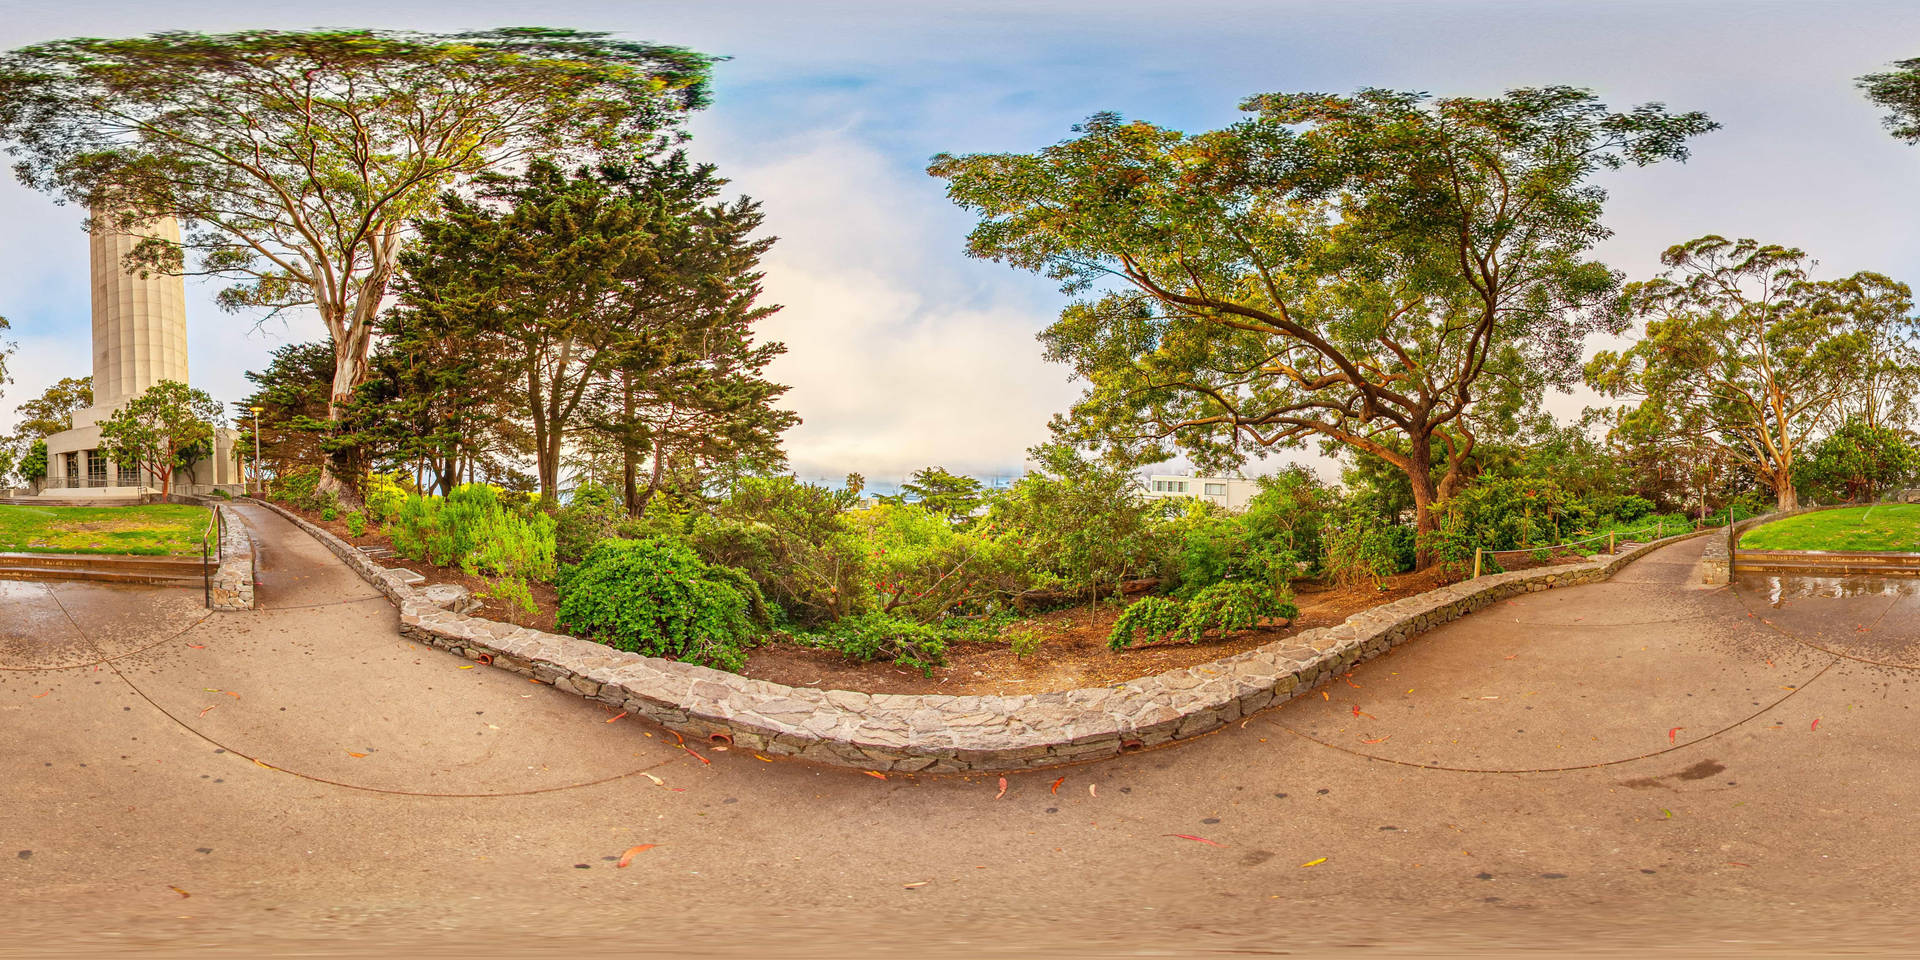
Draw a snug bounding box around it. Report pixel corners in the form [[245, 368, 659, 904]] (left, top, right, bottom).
[[1472, 547, 1483, 579], [1608, 530, 1615, 555]]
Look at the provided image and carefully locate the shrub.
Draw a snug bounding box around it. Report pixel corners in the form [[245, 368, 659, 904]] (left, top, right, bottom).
[[483, 575, 538, 624], [556, 538, 764, 671], [978, 444, 1174, 602], [362, 472, 410, 524], [849, 502, 1020, 622], [1320, 512, 1404, 588], [555, 484, 623, 566], [388, 483, 556, 582], [799, 611, 948, 676], [320, 505, 338, 522], [691, 476, 867, 624], [1106, 581, 1294, 651], [1008, 628, 1044, 658], [345, 511, 367, 537]]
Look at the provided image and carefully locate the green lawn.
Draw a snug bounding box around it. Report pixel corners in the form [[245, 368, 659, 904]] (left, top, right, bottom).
[[0, 503, 214, 556], [1739, 504, 1920, 553]]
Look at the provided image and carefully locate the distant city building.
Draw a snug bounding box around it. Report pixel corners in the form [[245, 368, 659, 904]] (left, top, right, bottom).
[[1141, 473, 1262, 512]]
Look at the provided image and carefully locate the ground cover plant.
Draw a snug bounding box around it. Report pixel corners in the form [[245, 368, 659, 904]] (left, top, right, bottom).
[[1740, 505, 1920, 553], [0, 503, 212, 555]]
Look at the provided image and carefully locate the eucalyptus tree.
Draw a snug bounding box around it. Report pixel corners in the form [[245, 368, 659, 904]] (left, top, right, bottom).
[[931, 87, 1714, 565], [0, 28, 714, 496], [1587, 237, 1879, 510], [1860, 56, 1920, 142]]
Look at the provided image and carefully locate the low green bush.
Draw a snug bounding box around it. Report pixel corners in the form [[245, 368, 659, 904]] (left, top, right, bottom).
[[555, 484, 623, 566], [556, 538, 764, 671], [344, 511, 367, 537], [798, 610, 948, 676], [1107, 581, 1295, 650], [388, 483, 556, 582], [320, 505, 338, 522], [483, 575, 538, 624]]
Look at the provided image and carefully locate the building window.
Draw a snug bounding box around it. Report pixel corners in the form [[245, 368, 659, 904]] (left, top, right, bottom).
[[86, 451, 108, 487], [63, 452, 80, 488], [1204, 483, 1227, 496]]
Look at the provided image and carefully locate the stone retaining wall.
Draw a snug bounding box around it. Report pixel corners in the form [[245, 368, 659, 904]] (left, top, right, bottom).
[[165, 495, 255, 611], [1699, 505, 1847, 585], [208, 503, 255, 611], [250, 497, 1707, 773]]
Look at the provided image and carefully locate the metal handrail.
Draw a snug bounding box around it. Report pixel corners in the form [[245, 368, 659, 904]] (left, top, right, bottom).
[[200, 505, 223, 609]]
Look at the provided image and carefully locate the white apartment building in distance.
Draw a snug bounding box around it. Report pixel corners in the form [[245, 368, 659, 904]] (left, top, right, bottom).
[[1141, 474, 1263, 512]]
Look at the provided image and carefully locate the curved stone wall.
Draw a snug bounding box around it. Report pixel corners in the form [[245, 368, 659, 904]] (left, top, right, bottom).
[[251, 498, 1706, 773]]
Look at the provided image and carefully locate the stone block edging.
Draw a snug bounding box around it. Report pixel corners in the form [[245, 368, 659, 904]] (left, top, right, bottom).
[[248, 496, 1705, 773]]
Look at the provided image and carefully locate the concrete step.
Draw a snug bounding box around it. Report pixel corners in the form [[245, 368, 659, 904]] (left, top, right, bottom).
[[0, 497, 146, 507], [1735, 549, 1920, 577], [0, 552, 206, 586]]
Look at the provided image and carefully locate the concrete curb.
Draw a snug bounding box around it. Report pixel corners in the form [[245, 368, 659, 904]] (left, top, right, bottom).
[[250, 496, 1707, 773], [1700, 505, 1847, 585]]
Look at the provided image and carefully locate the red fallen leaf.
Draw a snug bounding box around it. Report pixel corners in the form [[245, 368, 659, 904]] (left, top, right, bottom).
[[198, 705, 217, 718], [187, 644, 206, 649], [1051, 776, 1066, 794], [681, 745, 711, 766], [222, 691, 240, 699], [1361, 736, 1391, 744], [604, 712, 628, 724], [1811, 718, 1821, 731], [1166, 834, 1222, 846], [1668, 727, 1683, 743], [346, 752, 368, 758], [995, 777, 1008, 800], [865, 771, 888, 780], [671, 732, 686, 747], [616, 843, 656, 867], [30, 690, 50, 699]]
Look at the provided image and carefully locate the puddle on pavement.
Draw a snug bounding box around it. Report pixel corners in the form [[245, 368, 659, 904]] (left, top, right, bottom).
[[1739, 573, 1920, 605]]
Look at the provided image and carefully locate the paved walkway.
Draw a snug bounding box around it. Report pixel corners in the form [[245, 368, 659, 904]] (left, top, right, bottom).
[[7, 507, 1920, 957]]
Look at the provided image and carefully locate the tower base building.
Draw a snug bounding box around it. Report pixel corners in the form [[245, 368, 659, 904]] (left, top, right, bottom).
[[35, 210, 241, 498]]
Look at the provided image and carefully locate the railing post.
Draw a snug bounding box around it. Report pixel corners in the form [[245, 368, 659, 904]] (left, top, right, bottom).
[[1472, 547, 1483, 579], [1656, 519, 1663, 539], [1608, 530, 1616, 555]]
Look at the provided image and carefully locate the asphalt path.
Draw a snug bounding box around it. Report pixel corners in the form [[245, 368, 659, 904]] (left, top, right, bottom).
[[7, 504, 1920, 958]]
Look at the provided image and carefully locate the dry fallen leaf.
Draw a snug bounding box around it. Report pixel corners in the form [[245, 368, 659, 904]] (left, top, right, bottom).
[[197, 705, 217, 718], [995, 777, 1008, 800], [642, 773, 664, 786], [1299, 857, 1328, 868], [865, 771, 888, 780], [458, 665, 475, 670], [754, 754, 773, 763], [30, 691, 50, 699], [604, 712, 628, 724], [1811, 718, 1821, 731], [168, 885, 191, 898], [1360, 736, 1391, 744], [903, 880, 930, 888], [1668, 726, 1683, 743], [616, 844, 656, 868], [1050, 776, 1065, 795], [1166, 834, 1221, 847], [1088, 784, 1098, 798], [346, 751, 368, 758]]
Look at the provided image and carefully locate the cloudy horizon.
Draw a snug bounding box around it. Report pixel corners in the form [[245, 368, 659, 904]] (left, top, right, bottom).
[[3, 0, 1918, 491]]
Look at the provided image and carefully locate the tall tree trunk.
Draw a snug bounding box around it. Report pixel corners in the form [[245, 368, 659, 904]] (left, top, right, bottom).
[[317, 321, 375, 503], [1774, 465, 1798, 510], [1405, 441, 1441, 571], [621, 373, 640, 515]]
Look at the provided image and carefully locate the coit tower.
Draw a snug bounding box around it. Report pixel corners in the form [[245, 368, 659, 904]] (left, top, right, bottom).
[[87, 205, 189, 412]]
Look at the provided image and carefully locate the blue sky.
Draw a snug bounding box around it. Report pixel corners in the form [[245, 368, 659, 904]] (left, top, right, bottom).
[[3, 0, 1919, 490]]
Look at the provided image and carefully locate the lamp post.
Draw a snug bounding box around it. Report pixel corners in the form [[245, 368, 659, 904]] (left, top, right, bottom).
[[249, 406, 263, 497]]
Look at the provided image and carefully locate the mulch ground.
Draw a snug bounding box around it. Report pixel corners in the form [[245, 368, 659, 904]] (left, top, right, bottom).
[[266, 496, 1594, 695]]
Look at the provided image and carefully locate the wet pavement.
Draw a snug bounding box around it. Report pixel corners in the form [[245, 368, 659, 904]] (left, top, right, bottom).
[[7, 510, 1920, 957]]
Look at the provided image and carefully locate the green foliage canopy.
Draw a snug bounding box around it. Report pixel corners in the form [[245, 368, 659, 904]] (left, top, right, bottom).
[[931, 87, 1715, 564]]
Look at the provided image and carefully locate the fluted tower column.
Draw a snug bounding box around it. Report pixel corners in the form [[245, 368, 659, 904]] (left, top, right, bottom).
[[89, 206, 188, 411]]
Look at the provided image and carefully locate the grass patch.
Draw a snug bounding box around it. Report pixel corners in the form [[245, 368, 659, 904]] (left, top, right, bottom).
[[0, 504, 214, 556], [1739, 504, 1920, 553]]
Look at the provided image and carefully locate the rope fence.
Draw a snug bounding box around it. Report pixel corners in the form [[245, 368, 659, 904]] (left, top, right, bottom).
[[1469, 507, 1750, 579]]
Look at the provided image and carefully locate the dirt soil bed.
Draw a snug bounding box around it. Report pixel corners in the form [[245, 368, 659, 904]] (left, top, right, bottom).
[[264, 497, 1597, 695]]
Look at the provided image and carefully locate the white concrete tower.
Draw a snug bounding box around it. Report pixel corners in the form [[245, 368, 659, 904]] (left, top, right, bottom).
[[87, 206, 189, 412]]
